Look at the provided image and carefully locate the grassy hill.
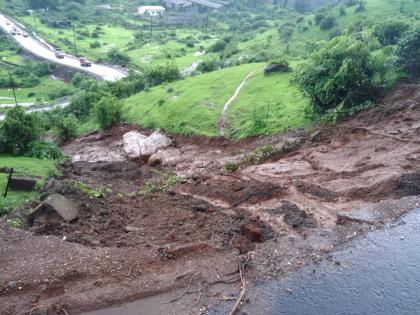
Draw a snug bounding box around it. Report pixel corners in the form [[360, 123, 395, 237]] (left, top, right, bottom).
[[123, 62, 309, 137]]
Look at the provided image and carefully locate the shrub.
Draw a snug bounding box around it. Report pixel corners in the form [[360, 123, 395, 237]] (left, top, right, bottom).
[[54, 114, 78, 143], [90, 40, 101, 48], [145, 64, 181, 86], [93, 96, 122, 129], [397, 26, 420, 74], [0, 106, 40, 155], [319, 16, 336, 30], [197, 57, 221, 73], [224, 161, 239, 173], [107, 48, 130, 66], [294, 35, 374, 113], [209, 40, 226, 52], [314, 13, 325, 25], [28, 141, 63, 159], [375, 20, 409, 46], [264, 60, 291, 74]]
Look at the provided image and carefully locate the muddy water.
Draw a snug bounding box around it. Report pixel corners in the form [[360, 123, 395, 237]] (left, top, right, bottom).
[[244, 208, 420, 315]]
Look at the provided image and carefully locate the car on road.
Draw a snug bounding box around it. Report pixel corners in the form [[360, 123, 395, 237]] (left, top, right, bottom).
[[55, 51, 65, 59], [10, 30, 16, 35], [79, 57, 92, 67], [6, 21, 10, 25], [22, 32, 28, 37], [16, 30, 21, 35]]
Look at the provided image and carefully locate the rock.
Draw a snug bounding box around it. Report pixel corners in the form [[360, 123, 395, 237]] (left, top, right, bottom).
[[9, 176, 37, 191], [396, 172, 420, 197], [336, 208, 375, 225], [41, 194, 79, 222], [148, 148, 181, 166], [123, 130, 172, 159], [279, 201, 317, 229], [125, 226, 140, 232]]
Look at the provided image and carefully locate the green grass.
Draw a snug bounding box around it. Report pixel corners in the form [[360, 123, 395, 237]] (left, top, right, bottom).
[[124, 63, 264, 136], [0, 155, 56, 215], [0, 77, 69, 105], [226, 69, 310, 138]]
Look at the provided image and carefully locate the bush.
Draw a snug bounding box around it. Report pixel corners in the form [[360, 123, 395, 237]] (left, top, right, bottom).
[[397, 26, 420, 74], [264, 60, 291, 74], [0, 106, 40, 155], [54, 114, 78, 143], [224, 161, 239, 173], [93, 96, 122, 129], [375, 20, 409, 46], [107, 48, 131, 66], [197, 57, 221, 73], [145, 64, 181, 86], [209, 40, 226, 52], [90, 40, 101, 48], [319, 16, 336, 30], [28, 140, 63, 159], [294, 35, 375, 113]]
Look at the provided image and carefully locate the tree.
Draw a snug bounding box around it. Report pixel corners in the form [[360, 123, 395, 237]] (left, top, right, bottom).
[[397, 26, 420, 75], [375, 20, 409, 46], [54, 114, 78, 143], [295, 36, 374, 112], [0, 106, 40, 155], [93, 96, 122, 130]]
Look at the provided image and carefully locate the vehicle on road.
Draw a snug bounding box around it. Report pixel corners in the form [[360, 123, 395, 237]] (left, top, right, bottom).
[[16, 30, 21, 35], [6, 21, 10, 25], [22, 32, 28, 37], [10, 30, 16, 35], [55, 51, 65, 59], [79, 57, 92, 67]]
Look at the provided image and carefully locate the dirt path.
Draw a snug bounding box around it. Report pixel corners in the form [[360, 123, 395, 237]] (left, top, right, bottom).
[[218, 67, 262, 136]]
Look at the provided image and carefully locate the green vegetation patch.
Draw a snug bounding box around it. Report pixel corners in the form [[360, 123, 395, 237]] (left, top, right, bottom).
[[0, 155, 56, 215], [227, 70, 310, 138], [124, 63, 263, 136]]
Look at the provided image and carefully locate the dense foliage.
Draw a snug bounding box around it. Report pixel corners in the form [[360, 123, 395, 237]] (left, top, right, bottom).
[[397, 26, 420, 75], [93, 96, 122, 129], [295, 35, 375, 112]]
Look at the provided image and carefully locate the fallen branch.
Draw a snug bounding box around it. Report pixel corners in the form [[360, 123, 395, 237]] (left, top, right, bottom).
[[228, 264, 246, 315]]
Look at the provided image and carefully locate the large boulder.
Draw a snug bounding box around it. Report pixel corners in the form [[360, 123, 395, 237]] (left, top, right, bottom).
[[123, 130, 172, 159], [40, 194, 79, 222]]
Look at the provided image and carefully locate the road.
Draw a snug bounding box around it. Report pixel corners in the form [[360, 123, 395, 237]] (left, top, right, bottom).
[[0, 13, 126, 81]]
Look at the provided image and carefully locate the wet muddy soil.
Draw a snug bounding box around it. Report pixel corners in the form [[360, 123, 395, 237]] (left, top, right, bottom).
[[0, 82, 419, 315]]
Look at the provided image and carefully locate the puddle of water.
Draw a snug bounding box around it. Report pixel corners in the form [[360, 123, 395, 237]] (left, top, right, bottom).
[[244, 208, 420, 315]]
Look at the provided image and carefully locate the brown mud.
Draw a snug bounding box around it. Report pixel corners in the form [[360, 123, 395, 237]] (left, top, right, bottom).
[[0, 82, 420, 314]]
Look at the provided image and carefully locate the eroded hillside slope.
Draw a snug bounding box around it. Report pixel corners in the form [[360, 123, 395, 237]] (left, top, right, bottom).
[[0, 82, 419, 315]]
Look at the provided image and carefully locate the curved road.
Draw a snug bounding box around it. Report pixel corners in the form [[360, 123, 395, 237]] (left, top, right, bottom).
[[0, 13, 126, 81]]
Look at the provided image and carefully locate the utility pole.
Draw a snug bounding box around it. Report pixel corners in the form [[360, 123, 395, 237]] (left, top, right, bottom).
[[32, 11, 38, 34], [150, 15, 153, 38], [8, 71, 17, 107], [72, 24, 78, 56]]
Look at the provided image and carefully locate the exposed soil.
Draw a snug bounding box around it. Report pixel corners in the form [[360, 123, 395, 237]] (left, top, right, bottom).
[[0, 81, 419, 315]]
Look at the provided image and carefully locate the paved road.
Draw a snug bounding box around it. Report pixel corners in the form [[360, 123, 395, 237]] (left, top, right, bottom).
[[0, 13, 126, 81]]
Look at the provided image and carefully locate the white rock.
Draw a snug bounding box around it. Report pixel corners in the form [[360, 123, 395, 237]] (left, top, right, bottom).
[[123, 130, 172, 159]]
